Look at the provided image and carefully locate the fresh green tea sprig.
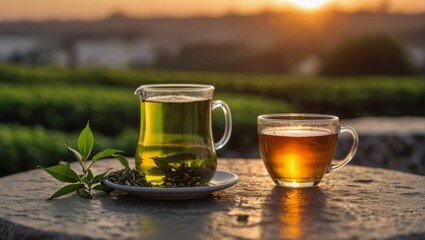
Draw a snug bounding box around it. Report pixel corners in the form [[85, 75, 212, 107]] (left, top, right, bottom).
[[39, 122, 129, 200]]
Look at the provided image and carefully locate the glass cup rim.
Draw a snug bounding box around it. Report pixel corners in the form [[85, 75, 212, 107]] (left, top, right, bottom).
[[135, 84, 214, 93], [258, 113, 339, 122]]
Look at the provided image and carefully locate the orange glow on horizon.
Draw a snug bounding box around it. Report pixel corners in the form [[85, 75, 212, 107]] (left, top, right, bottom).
[[0, 0, 423, 21]]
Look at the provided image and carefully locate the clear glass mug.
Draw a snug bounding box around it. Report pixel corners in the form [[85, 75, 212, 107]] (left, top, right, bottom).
[[258, 113, 359, 188], [134, 84, 232, 187]]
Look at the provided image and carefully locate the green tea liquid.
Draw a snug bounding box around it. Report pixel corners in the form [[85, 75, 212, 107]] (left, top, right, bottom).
[[135, 96, 217, 187]]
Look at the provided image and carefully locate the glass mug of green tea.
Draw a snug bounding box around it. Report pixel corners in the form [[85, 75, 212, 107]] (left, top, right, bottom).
[[258, 113, 359, 188], [134, 84, 232, 187]]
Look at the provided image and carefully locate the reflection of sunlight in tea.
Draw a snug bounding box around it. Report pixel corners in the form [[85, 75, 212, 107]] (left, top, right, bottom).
[[272, 146, 301, 179], [279, 189, 303, 239], [285, 153, 299, 178]]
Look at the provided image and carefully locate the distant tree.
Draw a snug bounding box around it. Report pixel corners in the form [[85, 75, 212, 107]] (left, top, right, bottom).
[[320, 34, 412, 76]]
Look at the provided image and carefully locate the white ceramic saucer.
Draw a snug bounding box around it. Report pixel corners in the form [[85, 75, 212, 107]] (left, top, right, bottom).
[[103, 170, 238, 200]]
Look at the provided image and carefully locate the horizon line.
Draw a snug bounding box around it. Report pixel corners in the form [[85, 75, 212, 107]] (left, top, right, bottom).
[[0, 9, 423, 23]]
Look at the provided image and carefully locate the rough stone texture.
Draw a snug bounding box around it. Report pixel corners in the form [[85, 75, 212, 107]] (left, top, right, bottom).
[[1, 159, 425, 240], [341, 117, 425, 135], [339, 117, 425, 175]]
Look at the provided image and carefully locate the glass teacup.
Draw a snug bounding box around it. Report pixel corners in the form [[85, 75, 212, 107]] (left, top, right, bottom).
[[258, 113, 359, 187]]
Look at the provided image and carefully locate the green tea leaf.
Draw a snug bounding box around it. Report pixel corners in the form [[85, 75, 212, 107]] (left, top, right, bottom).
[[87, 169, 94, 182], [93, 183, 114, 193], [113, 154, 129, 168], [47, 183, 84, 200], [78, 188, 93, 199], [42, 164, 80, 183], [92, 169, 111, 184], [148, 166, 163, 175], [78, 122, 94, 161], [153, 158, 169, 169], [59, 161, 71, 167], [92, 149, 123, 161], [65, 144, 82, 162]]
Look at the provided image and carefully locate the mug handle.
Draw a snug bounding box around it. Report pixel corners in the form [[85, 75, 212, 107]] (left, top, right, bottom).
[[328, 126, 359, 172], [212, 100, 232, 150]]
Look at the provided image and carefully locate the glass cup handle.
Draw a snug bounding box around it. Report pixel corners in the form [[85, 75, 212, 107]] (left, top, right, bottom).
[[329, 126, 359, 173], [212, 100, 232, 150]]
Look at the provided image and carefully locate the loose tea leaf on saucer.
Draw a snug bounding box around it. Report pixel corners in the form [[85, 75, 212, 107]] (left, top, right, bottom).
[[106, 168, 152, 187]]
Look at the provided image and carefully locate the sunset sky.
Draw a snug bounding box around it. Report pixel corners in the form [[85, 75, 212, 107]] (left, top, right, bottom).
[[0, 0, 423, 21]]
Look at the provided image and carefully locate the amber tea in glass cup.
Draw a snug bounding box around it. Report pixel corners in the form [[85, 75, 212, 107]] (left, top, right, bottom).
[[258, 113, 359, 188], [134, 84, 232, 187]]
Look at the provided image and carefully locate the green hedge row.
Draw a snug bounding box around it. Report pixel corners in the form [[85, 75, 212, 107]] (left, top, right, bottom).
[[255, 78, 424, 117], [1, 64, 423, 117], [0, 124, 110, 176], [0, 124, 146, 177], [0, 84, 138, 136]]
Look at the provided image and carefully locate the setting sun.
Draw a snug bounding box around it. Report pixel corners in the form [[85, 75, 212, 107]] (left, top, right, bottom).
[[290, 0, 329, 10]]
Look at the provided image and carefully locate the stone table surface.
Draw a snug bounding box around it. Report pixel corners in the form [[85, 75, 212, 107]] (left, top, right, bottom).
[[1, 159, 425, 240], [341, 117, 425, 134]]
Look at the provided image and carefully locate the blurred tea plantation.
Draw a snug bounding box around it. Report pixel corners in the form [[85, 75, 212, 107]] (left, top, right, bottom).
[[0, 64, 424, 176]]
